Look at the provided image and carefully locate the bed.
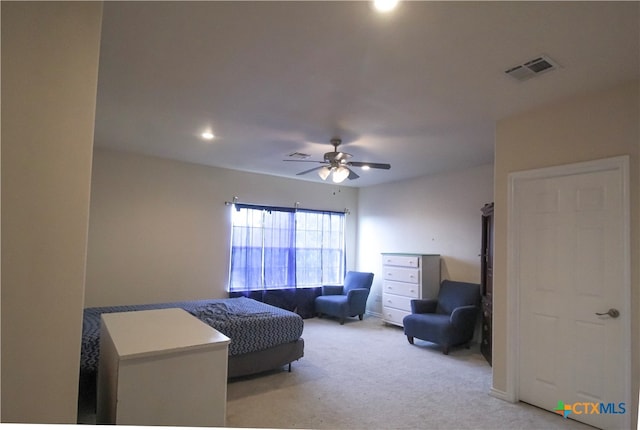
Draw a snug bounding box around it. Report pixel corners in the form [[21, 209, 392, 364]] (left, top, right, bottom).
[[80, 296, 304, 380]]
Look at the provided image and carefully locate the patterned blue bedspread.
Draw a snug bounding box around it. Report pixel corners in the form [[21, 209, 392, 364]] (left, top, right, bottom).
[[81, 297, 304, 373]]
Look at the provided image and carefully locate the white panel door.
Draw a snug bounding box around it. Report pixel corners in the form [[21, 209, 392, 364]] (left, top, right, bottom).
[[515, 162, 629, 429]]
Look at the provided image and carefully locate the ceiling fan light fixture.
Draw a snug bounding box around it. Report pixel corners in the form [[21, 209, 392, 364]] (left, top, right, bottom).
[[318, 166, 331, 180], [332, 166, 350, 183], [289, 137, 391, 182]]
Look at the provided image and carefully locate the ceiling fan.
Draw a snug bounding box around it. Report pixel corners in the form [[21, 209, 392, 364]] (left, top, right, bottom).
[[284, 138, 391, 183]]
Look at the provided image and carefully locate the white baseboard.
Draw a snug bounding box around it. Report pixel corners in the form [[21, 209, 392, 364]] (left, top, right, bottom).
[[490, 386, 515, 403]]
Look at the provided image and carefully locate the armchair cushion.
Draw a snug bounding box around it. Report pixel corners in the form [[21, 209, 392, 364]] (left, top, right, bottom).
[[403, 280, 480, 354], [315, 271, 374, 324]]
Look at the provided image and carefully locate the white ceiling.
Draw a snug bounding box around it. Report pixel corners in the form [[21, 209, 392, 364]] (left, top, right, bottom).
[[94, 1, 639, 187]]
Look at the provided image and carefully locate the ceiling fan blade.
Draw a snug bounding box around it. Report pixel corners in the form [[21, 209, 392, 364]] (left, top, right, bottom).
[[347, 167, 359, 180], [348, 161, 391, 170], [296, 166, 325, 176]]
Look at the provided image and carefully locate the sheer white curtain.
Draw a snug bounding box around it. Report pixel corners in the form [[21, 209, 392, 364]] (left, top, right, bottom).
[[228, 205, 345, 292]]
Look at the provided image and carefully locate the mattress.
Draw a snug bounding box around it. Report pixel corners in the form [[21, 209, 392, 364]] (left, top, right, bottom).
[[81, 296, 304, 373]]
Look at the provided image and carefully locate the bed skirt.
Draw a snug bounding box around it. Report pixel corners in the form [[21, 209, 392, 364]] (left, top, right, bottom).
[[228, 338, 304, 378]]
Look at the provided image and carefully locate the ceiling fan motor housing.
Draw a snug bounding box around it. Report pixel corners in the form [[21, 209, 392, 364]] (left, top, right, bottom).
[[324, 139, 351, 163]]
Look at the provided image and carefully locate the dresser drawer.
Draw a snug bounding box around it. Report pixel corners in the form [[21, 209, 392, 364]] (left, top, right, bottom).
[[383, 267, 420, 284], [383, 280, 420, 298], [382, 292, 413, 312], [382, 255, 419, 268], [382, 306, 410, 327]]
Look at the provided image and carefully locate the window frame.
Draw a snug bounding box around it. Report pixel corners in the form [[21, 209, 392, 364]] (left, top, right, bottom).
[[228, 204, 346, 292]]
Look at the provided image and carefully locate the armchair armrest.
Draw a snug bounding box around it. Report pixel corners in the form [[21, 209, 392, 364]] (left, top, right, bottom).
[[450, 305, 478, 327], [322, 285, 344, 295], [410, 299, 438, 314], [346, 288, 369, 305]]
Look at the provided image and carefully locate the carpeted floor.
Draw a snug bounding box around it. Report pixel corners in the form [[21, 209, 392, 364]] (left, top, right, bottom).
[[226, 315, 594, 430]]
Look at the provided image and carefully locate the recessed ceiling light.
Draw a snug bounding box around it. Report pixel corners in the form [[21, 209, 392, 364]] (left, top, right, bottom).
[[373, 0, 399, 13], [361, 165, 371, 171], [201, 131, 215, 140]]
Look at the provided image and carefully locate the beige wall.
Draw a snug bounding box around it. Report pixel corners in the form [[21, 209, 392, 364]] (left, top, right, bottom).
[[357, 164, 494, 314], [1, 2, 103, 423], [85, 149, 359, 307], [494, 80, 639, 424], [86, 149, 491, 316]]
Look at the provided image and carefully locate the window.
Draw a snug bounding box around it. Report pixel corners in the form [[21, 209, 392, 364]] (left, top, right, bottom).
[[228, 204, 345, 292]]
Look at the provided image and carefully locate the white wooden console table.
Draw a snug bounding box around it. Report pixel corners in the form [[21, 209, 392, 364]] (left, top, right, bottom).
[[96, 308, 231, 427]]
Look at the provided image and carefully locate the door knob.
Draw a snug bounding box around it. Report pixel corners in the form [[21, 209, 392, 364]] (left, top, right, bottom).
[[595, 308, 620, 318]]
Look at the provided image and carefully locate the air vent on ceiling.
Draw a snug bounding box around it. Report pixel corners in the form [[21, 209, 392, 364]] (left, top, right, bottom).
[[505, 55, 560, 82], [287, 152, 311, 160]]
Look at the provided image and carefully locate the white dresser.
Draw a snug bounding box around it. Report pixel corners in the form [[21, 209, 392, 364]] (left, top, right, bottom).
[[97, 308, 231, 427], [381, 253, 440, 327]]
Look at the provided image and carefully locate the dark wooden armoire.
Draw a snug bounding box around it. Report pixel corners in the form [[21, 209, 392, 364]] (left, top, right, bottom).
[[480, 202, 494, 365]]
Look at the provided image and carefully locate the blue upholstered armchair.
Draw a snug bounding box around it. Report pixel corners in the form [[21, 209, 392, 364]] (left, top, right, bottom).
[[315, 271, 374, 325], [402, 280, 480, 354]]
